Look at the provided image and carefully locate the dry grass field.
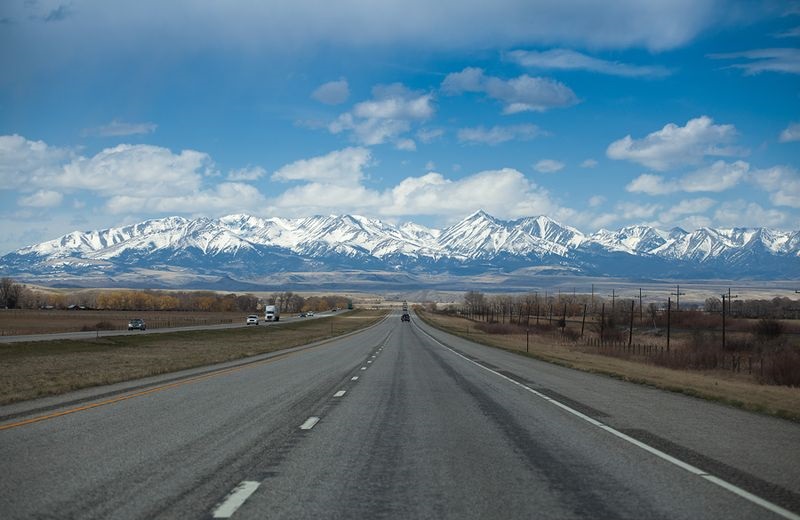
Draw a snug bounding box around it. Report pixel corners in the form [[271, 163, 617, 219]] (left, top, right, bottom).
[[0, 309, 248, 336], [0, 309, 387, 405], [418, 310, 800, 421]]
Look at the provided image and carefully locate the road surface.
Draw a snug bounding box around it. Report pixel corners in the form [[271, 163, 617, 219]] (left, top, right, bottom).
[[1, 311, 798, 519]]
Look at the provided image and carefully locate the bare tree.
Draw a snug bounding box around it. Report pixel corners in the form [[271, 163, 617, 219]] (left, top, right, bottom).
[[0, 277, 22, 309], [463, 291, 485, 318]]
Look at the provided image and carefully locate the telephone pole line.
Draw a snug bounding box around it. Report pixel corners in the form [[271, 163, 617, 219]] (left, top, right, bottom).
[[671, 284, 686, 311], [608, 289, 617, 312], [638, 288, 647, 322], [721, 291, 739, 351]]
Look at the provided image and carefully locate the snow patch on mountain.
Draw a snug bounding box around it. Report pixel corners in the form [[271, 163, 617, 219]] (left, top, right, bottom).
[[2, 210, 798, 284]]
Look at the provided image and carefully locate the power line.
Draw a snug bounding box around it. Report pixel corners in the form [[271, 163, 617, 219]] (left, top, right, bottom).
[[671, 284, 686, 311]]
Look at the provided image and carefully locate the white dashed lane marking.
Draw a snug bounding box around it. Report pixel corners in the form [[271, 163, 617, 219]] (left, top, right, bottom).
[[299, 416, 320, 430], [212, 481, 260, 519]]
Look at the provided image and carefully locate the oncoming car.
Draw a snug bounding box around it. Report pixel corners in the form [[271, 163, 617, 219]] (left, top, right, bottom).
[[128, 318, 146, 330], [246, 315, 259, 325]]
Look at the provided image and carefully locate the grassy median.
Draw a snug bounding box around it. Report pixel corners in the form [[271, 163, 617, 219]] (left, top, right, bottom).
[[418, 310, 800, 422], [0, 309, 387, 405]]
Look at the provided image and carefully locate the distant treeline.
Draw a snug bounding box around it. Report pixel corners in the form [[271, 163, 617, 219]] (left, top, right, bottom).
[[0, 278, 349, 313], [458, 290, 800, 322]]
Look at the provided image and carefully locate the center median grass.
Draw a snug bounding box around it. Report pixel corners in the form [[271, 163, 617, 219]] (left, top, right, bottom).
[[0, 309, 387, 405], [418, 310, 800, 422]]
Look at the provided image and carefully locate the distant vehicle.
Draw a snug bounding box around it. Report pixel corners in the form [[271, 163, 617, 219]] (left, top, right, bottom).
[[128, 318, 146, 330], [402, 300, 408, 312], [246, 315, 259, 325], [401, 313, 410, 322], [265, 305, 280, 322], [299, 312, 307, 317], [307, 311, 314, 317]]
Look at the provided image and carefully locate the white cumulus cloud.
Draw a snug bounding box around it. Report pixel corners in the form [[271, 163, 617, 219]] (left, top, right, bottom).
[[329, 84, 434, 147], [312, 78, 350, 105], [534, 159, 565, 173], [381, 168, 561, 218], [272, 147, 371, 186], [457, 124, 545, 145], [442, 67, 578, 113], [607, 116, 740, 171], [780, 122, 800, 143], [59, 144, 210, 195], [714, 201, 788, 228], [0, 134, 73, 188], [18, 189, 63, 208], [227, 165, 266, 181], [626, 160, 748, 195], [107, 182, 267, 215], [749, 165, 800, 208], [659, 197, 716, 223]]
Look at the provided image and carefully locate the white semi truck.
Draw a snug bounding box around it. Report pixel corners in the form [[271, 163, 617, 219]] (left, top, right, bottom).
[[264, 305, 280, 322]]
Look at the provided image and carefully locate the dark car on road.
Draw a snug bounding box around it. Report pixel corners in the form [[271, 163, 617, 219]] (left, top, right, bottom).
[[401, 313, 410, 322], [128, 318, 146, 330]]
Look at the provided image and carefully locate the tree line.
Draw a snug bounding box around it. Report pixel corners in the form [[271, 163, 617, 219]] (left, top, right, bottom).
[[0, 278, 350, 313], [459, 290, 800, 324], [266, 291, 350, 313]]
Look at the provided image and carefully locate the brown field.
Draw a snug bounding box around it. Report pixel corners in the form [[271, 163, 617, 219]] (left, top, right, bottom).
[[418, 310, 800, 422], [0, 309, 251, 336], [0, 309, 387, 405]]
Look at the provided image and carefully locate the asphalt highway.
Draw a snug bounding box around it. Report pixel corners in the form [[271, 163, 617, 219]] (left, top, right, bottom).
[[1, 311, 798, 519]]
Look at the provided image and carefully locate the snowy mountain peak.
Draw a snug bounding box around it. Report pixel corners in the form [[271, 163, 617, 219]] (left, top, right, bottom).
[[2, 211, 798, 285]]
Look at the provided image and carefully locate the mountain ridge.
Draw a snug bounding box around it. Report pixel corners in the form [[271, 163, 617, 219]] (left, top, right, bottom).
[[2, 210, 798, 288]]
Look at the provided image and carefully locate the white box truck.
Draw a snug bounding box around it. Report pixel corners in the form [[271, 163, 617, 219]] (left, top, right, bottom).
[[264, 305, 280, 322]]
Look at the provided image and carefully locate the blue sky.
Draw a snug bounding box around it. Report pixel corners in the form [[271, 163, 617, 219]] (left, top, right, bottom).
[[1, 0, 799, 254]]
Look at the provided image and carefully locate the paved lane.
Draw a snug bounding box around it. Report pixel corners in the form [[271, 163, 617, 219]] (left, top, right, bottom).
[[1, 312, 798, 519]]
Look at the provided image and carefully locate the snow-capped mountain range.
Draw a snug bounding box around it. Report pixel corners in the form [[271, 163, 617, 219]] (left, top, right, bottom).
[[2, 210, 798, 288]]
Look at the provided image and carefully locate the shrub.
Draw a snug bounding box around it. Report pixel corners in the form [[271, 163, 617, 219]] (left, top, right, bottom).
[[762, 349, 800, 387], [476, 322, 523, 335], [753, 319, 784, 339], [561, 328, 581, 342], [81, 321, 115, 331]]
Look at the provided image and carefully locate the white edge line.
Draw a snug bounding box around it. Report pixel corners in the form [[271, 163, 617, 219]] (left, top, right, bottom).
[[300, 416, 320, 430], [334, 390, 347, 397], [417, 324, 800, 520], [212, 480, 260, 518], [360, 366, 367, 370]]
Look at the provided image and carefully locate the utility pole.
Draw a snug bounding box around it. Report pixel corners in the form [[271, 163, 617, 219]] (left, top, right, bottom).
[[608, 289, 617, 312], [581, 303, 587, 337], [638, 288, 647, 323], [721, 291, 739, 351], [629, 299, 634, 347], [721, 294, 727, 351], [600, 303, 605, 343], [666, 297, 671, 352], [671, 285, 686, 312]]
